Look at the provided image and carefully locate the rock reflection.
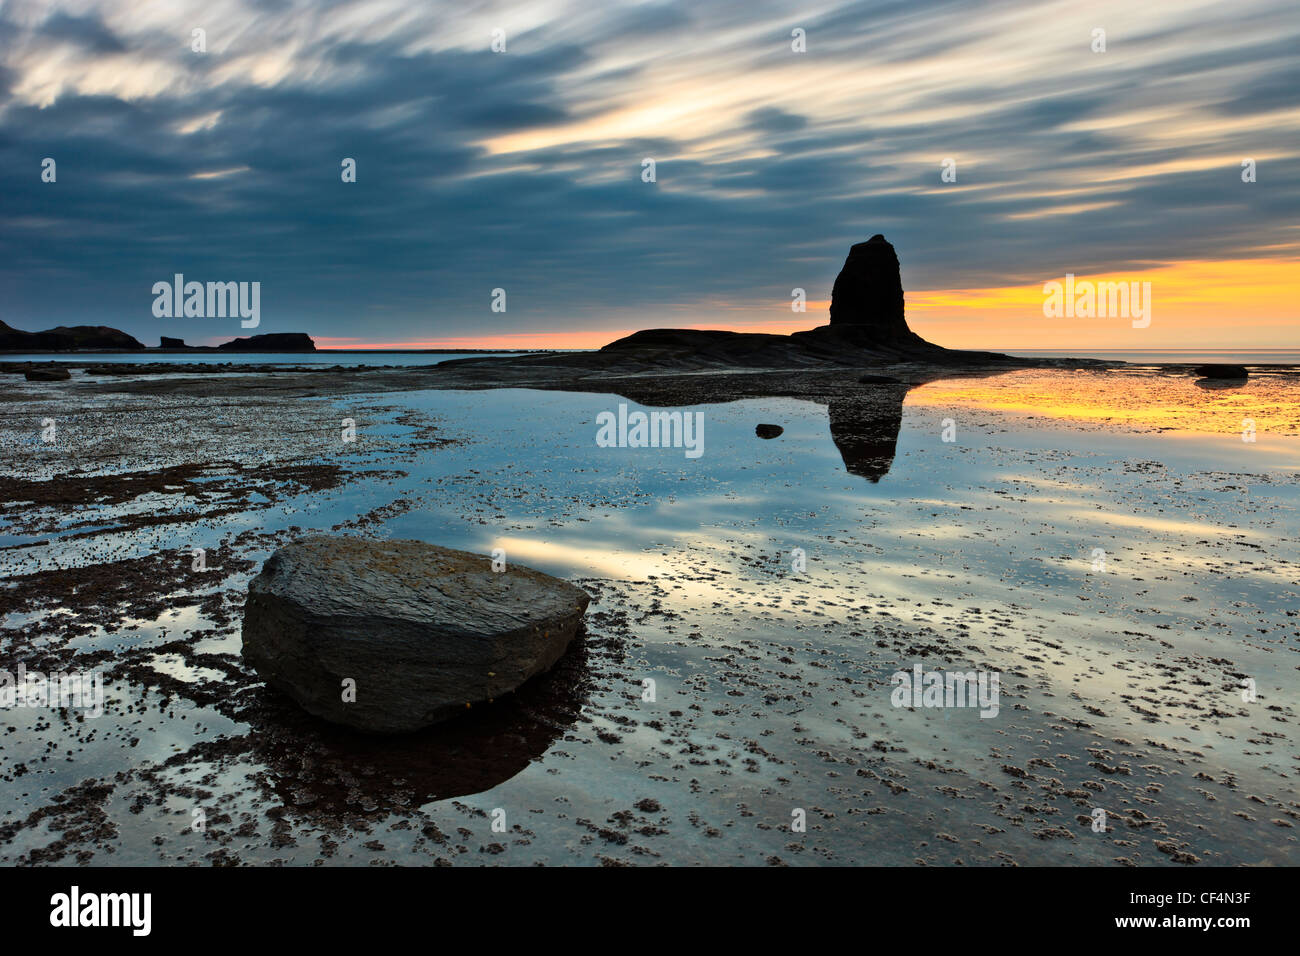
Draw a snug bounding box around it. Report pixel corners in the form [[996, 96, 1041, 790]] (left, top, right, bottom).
[[1194, 377, 1247, 390], [243, 631, 593, 824], [826, 387, 908, 482], [603, 379, 911, 483]]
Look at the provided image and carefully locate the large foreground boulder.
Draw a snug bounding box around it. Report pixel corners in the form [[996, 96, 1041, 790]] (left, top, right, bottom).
[[241, 536, 590, 733]]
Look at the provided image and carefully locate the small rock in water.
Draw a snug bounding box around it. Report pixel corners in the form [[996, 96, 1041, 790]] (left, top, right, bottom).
[[755, 423, 784, 439], [241, 535, 590, 733], [1194, 364, 1248, 380]]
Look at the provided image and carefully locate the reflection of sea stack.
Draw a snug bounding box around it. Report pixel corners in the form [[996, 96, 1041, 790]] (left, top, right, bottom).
[[827, 390, 906, 482], [585, 377, 910, 484]]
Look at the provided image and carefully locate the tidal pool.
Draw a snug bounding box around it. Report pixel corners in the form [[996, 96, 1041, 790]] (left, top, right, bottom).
[[0, 369, 1296, 865]]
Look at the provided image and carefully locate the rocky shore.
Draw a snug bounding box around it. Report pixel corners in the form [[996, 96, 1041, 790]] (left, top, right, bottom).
[[3, 236, 1296, 866], [3, 362, 1296, 866]]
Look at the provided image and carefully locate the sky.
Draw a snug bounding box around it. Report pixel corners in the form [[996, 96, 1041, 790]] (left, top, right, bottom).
[[0, 0, 1296, 350]]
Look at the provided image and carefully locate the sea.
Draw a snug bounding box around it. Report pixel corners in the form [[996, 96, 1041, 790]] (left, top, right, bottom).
[[5, 348, 1298, 366]]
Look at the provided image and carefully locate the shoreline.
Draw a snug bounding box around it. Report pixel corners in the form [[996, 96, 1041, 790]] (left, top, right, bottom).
[[2, 371, 1295, 865], [6, 351, 1295, 409]]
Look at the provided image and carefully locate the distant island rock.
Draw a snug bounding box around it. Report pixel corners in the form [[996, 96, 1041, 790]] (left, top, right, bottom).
[[216, 332, 316, 352], [0, 321, 315, 353], [0, 320, 144, 351], [168, 331, 315, 352]]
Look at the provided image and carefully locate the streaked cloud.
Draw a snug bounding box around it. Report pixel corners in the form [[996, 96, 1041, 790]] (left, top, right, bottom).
[[0, 0, 1295, 347]]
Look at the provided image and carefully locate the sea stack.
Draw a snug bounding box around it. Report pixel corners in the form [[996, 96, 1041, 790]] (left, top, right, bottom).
[[829, 234, 910, 339], [602, 234, 1009, 363]]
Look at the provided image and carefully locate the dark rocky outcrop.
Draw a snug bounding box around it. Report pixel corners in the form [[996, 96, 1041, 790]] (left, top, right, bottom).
[[241, 536, 590, 733], [1, 322, 316, 354], [797, 235, 939, 351], [755, 424, 784, 439], [0, 320, 144, 351], [594, 235, 1009, 367], [1194, 364, 1248, 380], [829, 235, 906, 332], [217, 333, 316, 352], [24, 366, 71, 381]]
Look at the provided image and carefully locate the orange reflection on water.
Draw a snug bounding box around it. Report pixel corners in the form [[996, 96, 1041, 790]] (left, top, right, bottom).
[[907, 368, 1300, 437]]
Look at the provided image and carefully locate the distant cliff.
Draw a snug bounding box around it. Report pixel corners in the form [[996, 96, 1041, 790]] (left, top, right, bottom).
[[0, 320, 144, 351], [0, 322, 315, 353]]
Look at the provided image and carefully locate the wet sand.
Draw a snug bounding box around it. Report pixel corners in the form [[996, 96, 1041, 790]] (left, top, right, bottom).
[[1, 363, 1296, 865]]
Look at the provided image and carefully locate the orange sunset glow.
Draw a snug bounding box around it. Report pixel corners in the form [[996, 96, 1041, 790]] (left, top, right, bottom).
[[6, 0, 1297, 354], [317, 257, 1298, 351], [908, 367, 1300, 437]]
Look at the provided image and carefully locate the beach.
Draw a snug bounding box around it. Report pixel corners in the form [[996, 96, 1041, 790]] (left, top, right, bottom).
[[1, 362, 1296, 865]]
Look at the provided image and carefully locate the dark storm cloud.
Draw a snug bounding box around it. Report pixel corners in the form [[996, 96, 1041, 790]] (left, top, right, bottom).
[[37, 12, 127, 54]]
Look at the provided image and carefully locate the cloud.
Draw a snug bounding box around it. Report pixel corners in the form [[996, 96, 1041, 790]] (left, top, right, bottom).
[[0, 0, 1296, 347], [744, 107, 808, 133], [37, 11, 127, 54]]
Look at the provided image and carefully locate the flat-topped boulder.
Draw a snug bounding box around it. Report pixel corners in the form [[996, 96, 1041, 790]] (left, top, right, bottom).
[[241, 535, 590, 732]]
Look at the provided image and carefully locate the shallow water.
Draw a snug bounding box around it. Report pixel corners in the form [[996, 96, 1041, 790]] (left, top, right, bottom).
[[1, 351, 518, 366], [1, 370, 1296, 865], [1004, 349, 1300, 364]]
